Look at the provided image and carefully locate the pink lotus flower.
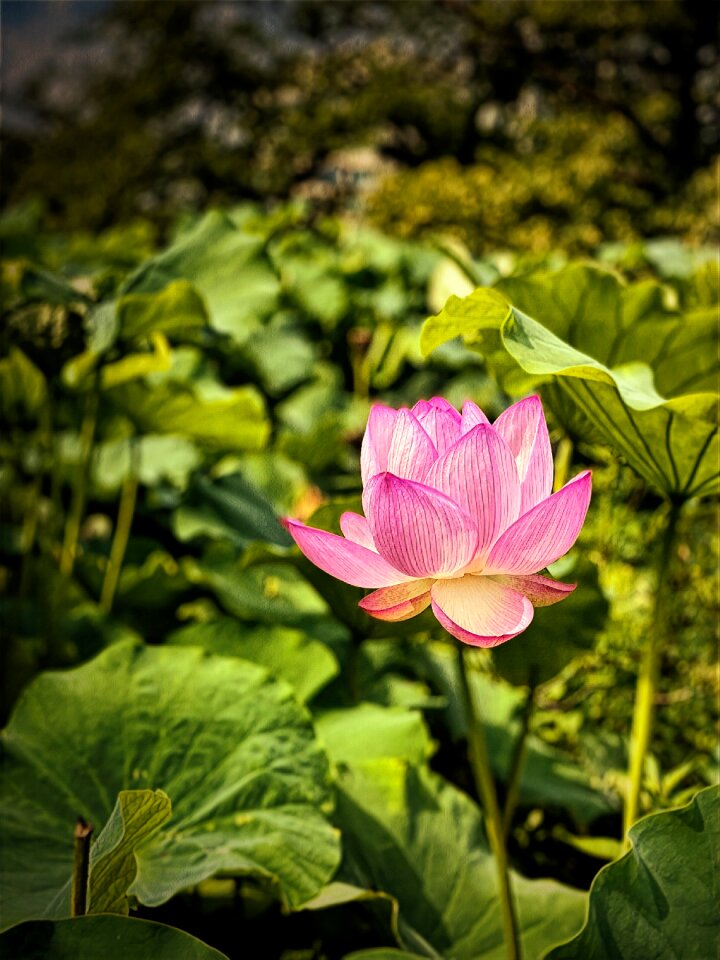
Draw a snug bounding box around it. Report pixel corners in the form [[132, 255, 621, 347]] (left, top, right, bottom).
[[284, 397, 591, 647]]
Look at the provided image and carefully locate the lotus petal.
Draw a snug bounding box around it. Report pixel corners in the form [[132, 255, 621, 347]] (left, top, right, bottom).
[[461, 400, 490, 434], [425, 424, 520, 560], [361, 404, 398, 484], [494, 395, 553, 513], [494, 572, 576, 606], [412, 399, 462, 454], [364, 473, 479, 578], [431, 575, 534, 647], [359, 579, 433, 621], [339, 511, 375, 550], [284, 518, 410, 587], [483, 471, 592, 575], [386, 409, 438, 481]]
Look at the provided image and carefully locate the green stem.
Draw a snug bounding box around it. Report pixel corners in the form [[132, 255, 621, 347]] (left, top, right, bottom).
[[502, 688, 535, 840], [623, 501, 681, 845], [99, 442, 140, 614], [59, 389, 99, 578], [71, 817, 93, 917], [457, 646, 521, 960]]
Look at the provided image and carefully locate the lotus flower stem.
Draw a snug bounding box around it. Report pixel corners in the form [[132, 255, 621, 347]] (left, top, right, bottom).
[[59, 387, 99, 578], [70, 817, 93, 916], [458, 645, 521, 960], [100, 445, 140, 614], [502, 688, 534, 840], [623, 501, 681, 844]]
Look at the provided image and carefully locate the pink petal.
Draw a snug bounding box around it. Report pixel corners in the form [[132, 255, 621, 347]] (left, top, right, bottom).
[[461, 400, 491, 434], [494, 396, 553, 514], [339, 511, 375, 550], [386, 409, 438, 481], [412, 399, 462, 454], [284, 518, 410, 588], [361, 404, 398, 485], [359, 579, 433, 622], [425, 424, 520, 561], [493, 573, 576, 607], [428, 397, 461, 416], [483, 471, 592, 575], [364, 473, 479, 579], [431, 575, 534, 647]]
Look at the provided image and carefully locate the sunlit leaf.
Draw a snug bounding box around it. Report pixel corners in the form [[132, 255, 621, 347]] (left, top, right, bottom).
[[116, 280, 208, 340], [422, 265, 719, 496], [88, 789, 171, 915], [315, 704, 432, 766]]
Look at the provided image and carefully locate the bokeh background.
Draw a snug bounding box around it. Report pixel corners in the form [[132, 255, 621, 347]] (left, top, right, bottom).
[[1, 5, 718, 958], [3, 0, 718, 247]]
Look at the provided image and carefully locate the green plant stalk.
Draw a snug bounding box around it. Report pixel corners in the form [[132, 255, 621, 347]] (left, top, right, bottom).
[[19, 400, 53, 597], [59, 389, 99, 578], [457, 646, 521, 960], [100, 464, 139, 614], [623, 501, 681, 844], [71, 817, 93, 917], [502, 688, 534, 840]]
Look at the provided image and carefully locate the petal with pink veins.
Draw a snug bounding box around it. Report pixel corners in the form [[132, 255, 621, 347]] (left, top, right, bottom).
[[359, 579, 433, 621], [494, 395, 553, 514], [284, 518, 410, 588], [431, 575, 534, 647], [461, 400, 490, 434], [493, 573, 576, 607], [361, 404, 398, 485], [386, 409, 438, 481], [425, 424, 520, 560], [483, 471, 592, 575], [364, 473, 479, 579], [412, 399, 462, 454], [339, 511, 375, 550]]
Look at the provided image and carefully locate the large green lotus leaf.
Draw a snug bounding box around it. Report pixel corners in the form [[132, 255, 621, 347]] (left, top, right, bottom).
[[122, 211, 280, 344], [0, 641, 340, 930], [88, 789, 172, 914], [547, 786, 719, 959], [107, 380, 269, 451], [167, 617, 339, 703], [422, 265, 719, 497], [335, 759, 586, 960], [492, 558, 608, 688], [0, 916, 228, 960], [315, 704, 432, 766], [174, 472, 292, 549]]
